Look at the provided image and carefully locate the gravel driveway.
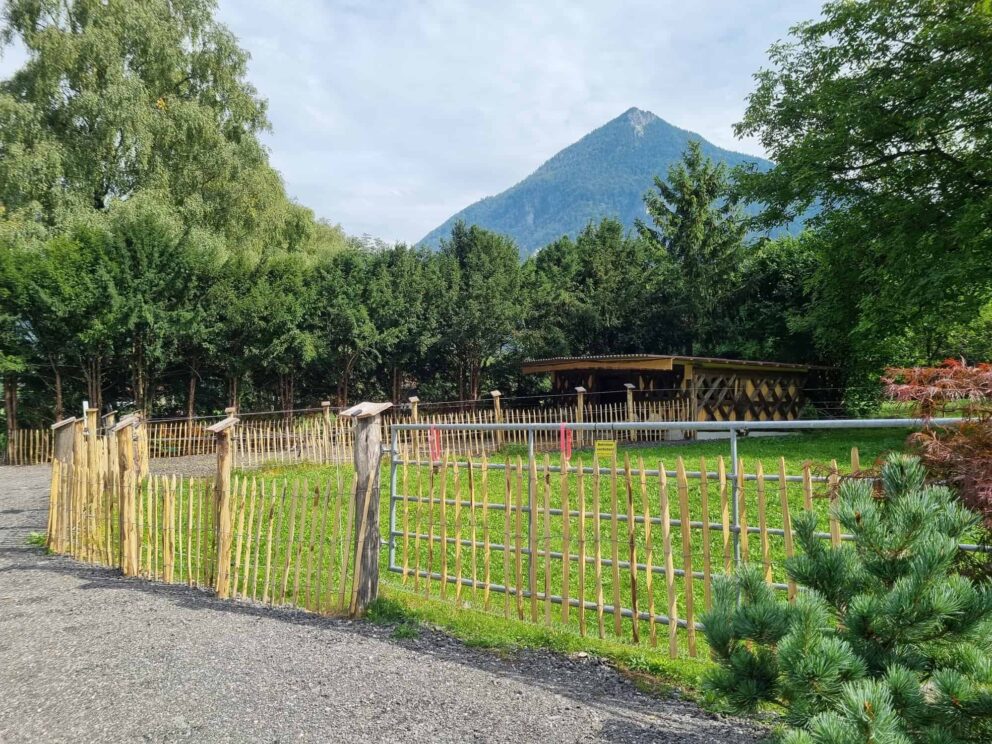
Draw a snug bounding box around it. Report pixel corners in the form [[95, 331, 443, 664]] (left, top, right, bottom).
[[0, 464, 763, 743]]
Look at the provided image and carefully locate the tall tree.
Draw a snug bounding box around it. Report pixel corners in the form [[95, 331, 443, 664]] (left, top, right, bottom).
[[637, 141, 746, 355], [735, 0, 992, 372], [0, 0, 270, 234], [439, 222, 523, 401]]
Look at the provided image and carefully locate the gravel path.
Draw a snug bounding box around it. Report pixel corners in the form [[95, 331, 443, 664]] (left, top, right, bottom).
[[0, 465, 763, 743]]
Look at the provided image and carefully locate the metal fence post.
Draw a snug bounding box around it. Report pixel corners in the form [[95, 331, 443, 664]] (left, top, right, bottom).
[[729, 428, 741, 568], [526, 428, 536, 607]]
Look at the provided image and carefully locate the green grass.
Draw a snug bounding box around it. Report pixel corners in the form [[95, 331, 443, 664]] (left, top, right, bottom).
[[25, 531, 48, 550]]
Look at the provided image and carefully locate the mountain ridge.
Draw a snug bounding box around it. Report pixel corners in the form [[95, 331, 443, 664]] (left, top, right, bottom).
[[418, 108, 776, 255]]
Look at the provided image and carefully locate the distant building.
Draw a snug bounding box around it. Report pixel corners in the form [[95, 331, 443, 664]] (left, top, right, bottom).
[[522, 354, 831, 422]]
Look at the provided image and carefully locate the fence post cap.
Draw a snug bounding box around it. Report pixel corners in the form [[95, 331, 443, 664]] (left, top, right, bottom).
[[407, 396, 419, 403], [207, 416, 240, 433], [490, 390, 502, 398], [51, 417, 77, 431], [112, 414, 139, 432], [321, 400, 331, 408], [223, 406, 238, 415], [574, 386, 587, 393], [340, 401, 393, 419], [101, 409, 117, 420], [623, 383, 636, 389]]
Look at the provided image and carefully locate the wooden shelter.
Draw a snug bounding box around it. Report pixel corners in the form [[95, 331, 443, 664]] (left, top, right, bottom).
[[522, 354, 816, 422]]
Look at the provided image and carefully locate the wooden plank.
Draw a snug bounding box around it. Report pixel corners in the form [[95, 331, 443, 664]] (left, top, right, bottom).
[[481, 456, 491, 610], [242, 478, 259, 599], [609, 453, 621, 637], [453, 460, 464, 605], [593, 456, 605, 639], [468, 457, 478, 605], [802, 461, 814, 510], [528, 454, 539, 623], [698, 456, 712, 609], [676, 457, 696, 657], [502, 458, 512, 619], [624, 454, 639, 644], [439, 455, 449, 600], [756, 461, 772, 584], [659, 462, 678, 658], [313, 479, 332, 612], [737, 458, 749, 560], [778, 458, 796, 600], [280, 479, 300, 604], [639, 457, 655, 647], [829, 459, 841, 547]]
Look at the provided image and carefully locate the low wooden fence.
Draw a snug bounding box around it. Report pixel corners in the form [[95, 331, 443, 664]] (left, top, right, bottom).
[[45, 407, 387, 617], [5, 428, 53, 465], [6, 394, 692, 467]]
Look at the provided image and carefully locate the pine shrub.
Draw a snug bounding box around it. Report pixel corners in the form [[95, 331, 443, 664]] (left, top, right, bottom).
[[702, 453, 992, 743]]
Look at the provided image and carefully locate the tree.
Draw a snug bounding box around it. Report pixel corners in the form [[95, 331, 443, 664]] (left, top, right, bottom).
[[735, 0, 992, 374], [703, 454, 992, 743], [0, 0, 270, 234], [637, 141, 746, 355], [439, 222, 524, 401]]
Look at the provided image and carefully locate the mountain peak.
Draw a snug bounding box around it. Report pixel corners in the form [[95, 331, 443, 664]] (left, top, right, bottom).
[[419, 111, 774, 255], [621, 107, 658, 136]]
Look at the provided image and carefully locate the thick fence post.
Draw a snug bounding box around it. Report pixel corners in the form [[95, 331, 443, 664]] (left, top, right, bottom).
[[321, 400, 332, 461], [48, 417, 77, 551], [114, 415, 140, 575], [625, 383, 636, 443], [342, 401, 392, 616], [208, 414, 239, 598], [574, 386, 586, 448], [491, 390, 503, 448]]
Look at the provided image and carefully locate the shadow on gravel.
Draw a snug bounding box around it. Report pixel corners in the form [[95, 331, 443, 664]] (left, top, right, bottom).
[[3, 552, 758, 742]]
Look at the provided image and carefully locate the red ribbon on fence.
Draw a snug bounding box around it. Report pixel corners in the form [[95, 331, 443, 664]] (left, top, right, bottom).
[[429, 426, 442, 462], [559, 422, 573, 462]]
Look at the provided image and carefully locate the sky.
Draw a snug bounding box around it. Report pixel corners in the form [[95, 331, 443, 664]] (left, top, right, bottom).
[[0, 0, 825, 244]]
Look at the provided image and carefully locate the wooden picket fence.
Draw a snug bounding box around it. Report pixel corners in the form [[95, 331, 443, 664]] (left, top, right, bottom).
[[5, 428, 53, 465], [45, 414, 369, 616], [386, 442, 860, 658]]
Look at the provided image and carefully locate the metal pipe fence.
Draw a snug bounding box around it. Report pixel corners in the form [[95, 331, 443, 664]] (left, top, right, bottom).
[[385, 418, 972, 657]]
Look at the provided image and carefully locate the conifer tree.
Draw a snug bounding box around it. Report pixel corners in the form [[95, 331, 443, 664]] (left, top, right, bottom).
[[703, 454, 992, 743]]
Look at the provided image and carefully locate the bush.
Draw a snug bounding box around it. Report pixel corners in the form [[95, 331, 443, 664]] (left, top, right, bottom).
[[702, 454, 992, 743], [884, 360, 992, 525]]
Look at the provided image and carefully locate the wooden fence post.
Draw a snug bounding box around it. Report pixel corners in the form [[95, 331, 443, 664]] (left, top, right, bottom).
[[408, 396, 419, 423], [48, 417, 77, 551], [342, 401, 392, 616], [208, 414, 239, 599], [321, 400, 332, 461], [491, 390, 503, 448], [114, 414, 140, 575], [574, 387, 586, 448], [624, 383, 636, 443]]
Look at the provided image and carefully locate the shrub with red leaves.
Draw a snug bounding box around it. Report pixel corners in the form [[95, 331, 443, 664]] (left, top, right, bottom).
[[883, 359, 992, 524]]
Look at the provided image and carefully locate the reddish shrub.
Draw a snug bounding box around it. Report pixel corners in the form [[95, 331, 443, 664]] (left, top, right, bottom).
[[883, 359, 992, 523]]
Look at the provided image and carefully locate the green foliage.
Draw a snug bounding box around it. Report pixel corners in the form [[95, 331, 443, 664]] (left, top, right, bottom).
[[637, 140, 747, 355], [735, 0, 992, 376], [703, 454, 992, 742]]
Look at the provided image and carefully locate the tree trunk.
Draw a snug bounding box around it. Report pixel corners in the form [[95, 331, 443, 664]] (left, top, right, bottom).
[[83, 357, 103, 414], [392, 365, 400, 403], [52, 362, 63, 422], [469, 360, 481, 402], [187, 369, 197, 422], [4, 374, 17, 434], [338, 354, 356, 407], [227, 375, 239, 410], [278, 372, 295, 424]]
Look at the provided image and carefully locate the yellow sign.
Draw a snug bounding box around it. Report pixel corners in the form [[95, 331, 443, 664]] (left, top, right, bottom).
[[594, 440, 617, 462]]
